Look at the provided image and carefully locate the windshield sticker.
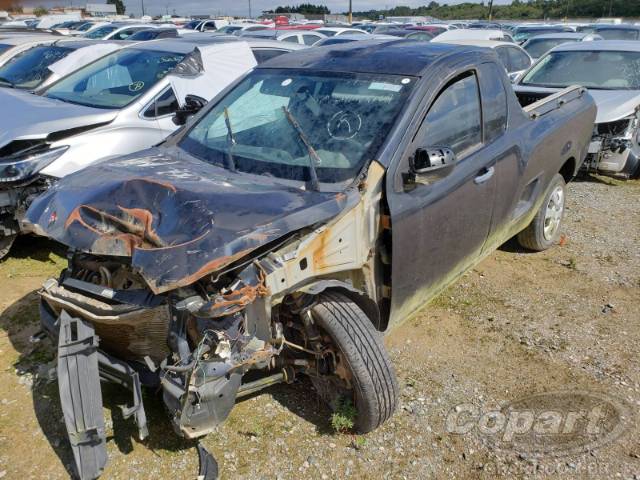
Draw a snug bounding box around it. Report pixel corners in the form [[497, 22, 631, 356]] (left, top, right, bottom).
[[128, 81, 145, 92], [369, 82, 402, 92], [401, 78, 411, 84], [281, 78, 292, 87]]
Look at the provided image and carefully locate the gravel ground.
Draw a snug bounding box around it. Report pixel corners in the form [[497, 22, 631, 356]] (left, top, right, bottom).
[[0, 174, 638, 479]]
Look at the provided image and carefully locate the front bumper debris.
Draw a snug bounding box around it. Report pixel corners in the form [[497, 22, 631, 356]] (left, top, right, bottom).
[[57, 311, 107, 480], [50, 309, 150, 480]]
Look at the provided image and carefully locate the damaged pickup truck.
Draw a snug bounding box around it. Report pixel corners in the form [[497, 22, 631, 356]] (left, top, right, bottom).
[[25, 40, 596, 479], [514, 41, 640, 178]]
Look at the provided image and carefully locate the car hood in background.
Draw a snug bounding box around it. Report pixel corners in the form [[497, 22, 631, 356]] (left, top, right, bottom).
[[514, 85, 640, 123], [25, 146, 354, 294], [0, 88, 118, 150]]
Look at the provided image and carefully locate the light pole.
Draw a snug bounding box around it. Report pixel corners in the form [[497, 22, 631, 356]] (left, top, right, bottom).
[[487, 0, 494, 20], [141, 0, 145, 17], [248, 0, 252, 18], [348, 0, 352, 23]]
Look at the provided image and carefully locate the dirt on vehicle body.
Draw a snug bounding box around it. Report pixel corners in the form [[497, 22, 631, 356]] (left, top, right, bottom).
[[24, 40, 596, 479]]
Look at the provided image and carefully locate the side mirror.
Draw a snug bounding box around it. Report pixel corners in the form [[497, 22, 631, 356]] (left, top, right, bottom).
[[410, 146, 457, 174], [173, 94, 208, 126]]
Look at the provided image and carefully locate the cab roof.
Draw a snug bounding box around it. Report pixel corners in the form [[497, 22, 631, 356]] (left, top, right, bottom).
[[255, 39, 478, 76]]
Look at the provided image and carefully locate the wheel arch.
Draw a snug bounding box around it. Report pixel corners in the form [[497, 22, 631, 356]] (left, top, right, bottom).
[[295, 280, 383, 331], [559, 156, 577, 183]]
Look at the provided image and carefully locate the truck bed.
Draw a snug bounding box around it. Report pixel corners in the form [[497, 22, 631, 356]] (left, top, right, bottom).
[[517, 85, 588, 119]]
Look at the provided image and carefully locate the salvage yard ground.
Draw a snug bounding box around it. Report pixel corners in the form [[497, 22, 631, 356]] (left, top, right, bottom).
[[0, 175, 638, 479]]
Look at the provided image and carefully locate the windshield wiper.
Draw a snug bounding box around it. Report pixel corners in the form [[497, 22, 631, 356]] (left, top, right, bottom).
[[223, 107, 237, 172], [0, 76, 15, 88], [281, 106, 320, 191]]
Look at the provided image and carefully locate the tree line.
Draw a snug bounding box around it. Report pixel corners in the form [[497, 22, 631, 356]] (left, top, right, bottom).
[[353, 0, 640, 20], [268, 0, 640, 19]]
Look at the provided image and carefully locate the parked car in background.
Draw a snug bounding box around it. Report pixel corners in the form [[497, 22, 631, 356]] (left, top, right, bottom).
[[432, 28, 514, 42], [0, 34, 60, 66], [383, 29, 436, 41], [439, 39, 532, 79], [590, 24, 640, 40], [514, 41, 640, 178], [0, 39, 122, 90], [406, 25, 449, 36], [0, 38, 258, 257], [128, 28, 178, 41], [315, 33, 398, 46], [25, 40, 596, 480], [243, 38, 307, 63], [468, 21, 503, 30], [240, 28, 326, 46], [513, 25, 574, 43], [83, 23, 155, 40], [522, 32, 602, 60], [315, 27, 369, 37], [216, 23, 271, 35], [183, 19, 229, 32]]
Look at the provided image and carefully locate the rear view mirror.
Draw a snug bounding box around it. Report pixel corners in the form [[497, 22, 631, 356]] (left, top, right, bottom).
[[173, 94, 208, 126], [410, 146, 457, 174]]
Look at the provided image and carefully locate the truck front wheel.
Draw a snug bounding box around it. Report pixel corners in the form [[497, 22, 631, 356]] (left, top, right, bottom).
[[518, 173, 566, 251], [306, 291, 398, 433]]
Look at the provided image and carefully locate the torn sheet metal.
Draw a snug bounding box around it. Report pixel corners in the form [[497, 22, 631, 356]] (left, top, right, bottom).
[[25, 146, 356, 293]]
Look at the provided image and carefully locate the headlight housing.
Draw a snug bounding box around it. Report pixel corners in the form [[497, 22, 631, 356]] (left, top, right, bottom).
[[0, 145, 69, 183]]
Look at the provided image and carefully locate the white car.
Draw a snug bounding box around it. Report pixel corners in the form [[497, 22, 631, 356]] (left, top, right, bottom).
[[83, 23, 157, 40], [0, 39, 125, 90], [0, 34, 61, 66], [240, 29, 326, 46], [432, 28, 515, 42], [514, 40, 640, 177], [438, 39, 532, 79], [215, 24, 271, 35], [315, 27, 370, 37], [0, 38, 258, 256]]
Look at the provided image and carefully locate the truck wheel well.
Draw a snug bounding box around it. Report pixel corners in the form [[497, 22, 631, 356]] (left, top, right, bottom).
[[559, 157, 576, 183], [323, 287, 383, 331]]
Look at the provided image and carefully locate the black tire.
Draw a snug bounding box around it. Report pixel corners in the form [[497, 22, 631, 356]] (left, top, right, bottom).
[[309, 291, 398, 433], [0, 234, 16, 260], [517, 173, 566, 251]]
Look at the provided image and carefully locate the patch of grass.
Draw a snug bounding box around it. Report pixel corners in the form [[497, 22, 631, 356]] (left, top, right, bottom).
[[351, 435, 367, 450], [0, 238, 66, 279], [330, 396, 357, 433]]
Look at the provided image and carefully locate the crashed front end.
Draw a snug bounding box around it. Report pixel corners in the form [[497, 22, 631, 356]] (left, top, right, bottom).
[[25, 149, 386, 479], [585, 109, 640, 178], [0, 142, 68, 253]]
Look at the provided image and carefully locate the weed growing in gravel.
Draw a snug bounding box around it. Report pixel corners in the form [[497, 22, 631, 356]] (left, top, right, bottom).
[[331, 397, 357, 433]]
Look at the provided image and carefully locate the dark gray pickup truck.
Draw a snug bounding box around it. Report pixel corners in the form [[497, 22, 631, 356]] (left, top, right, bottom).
[[24, 40, 596, 479]]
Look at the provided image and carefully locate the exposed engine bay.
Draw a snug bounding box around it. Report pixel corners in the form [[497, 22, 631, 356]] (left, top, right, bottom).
[[584, 111, 640, 178], [33, 159, 390, 480]]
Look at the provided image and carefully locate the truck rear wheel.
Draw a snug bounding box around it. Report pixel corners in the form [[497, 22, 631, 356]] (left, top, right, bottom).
[[517, 173, 566, 251], [308, 291, 398, 433]]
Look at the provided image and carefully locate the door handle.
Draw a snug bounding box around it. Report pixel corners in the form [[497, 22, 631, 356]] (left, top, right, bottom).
[[474, 166, 495, 185]]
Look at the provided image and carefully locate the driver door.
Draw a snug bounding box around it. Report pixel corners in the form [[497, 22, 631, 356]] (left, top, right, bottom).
[[386, 70, 497, 326]]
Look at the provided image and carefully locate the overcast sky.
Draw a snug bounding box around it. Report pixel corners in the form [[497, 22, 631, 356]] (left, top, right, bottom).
[[21, 0, 509, 18]]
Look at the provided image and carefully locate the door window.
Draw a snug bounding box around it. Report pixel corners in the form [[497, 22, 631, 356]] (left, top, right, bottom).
[[143, 87, 179, 118], [478, 63, 507, 143], [282, 35, 300, 43], [507, 47, 531, 72], [303, 34, 320, 45], [495, 46, 511, 71], [417, 72, 482, 157]]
